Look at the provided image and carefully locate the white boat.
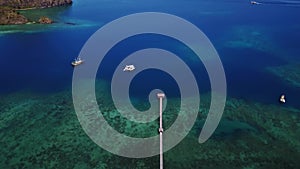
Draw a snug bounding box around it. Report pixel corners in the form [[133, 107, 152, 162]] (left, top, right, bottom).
[[71, 57, 84, 66], [279, 94, 286, 103], [251, 1, 261, 5], [123, 65, 135, 72]]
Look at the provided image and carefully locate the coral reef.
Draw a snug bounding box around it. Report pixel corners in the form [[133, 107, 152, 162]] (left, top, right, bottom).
[[220, 25, 293, 63], [222, 25, 274, 52], [266, 63, 300, 88], [0, 85, 299, 168], [165, 96, 300, 169]]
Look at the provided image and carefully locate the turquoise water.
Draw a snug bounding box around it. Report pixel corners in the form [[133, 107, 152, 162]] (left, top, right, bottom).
[[1, 0, 300, 168]]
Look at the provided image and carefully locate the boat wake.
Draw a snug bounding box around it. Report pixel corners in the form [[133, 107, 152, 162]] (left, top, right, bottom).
[[252, 0, 300, 6]]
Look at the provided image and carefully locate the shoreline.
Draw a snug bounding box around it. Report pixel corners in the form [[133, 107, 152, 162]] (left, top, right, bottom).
[[0, 0, 72, 25], [16, 4, 72, 11], [16, 7, 38, 11]]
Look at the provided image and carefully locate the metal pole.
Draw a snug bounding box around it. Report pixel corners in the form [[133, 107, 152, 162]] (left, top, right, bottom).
[[157, 93, 165, 169]]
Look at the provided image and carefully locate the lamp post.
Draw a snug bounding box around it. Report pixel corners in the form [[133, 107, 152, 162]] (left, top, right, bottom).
[[157, 93, 165, 169]]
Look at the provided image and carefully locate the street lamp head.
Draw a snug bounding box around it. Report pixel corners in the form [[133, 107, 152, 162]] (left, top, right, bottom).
[[157, 93, 165, 98]]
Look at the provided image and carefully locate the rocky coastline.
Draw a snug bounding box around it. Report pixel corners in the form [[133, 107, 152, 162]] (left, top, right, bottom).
[[0, 7, 28, 25], [0, 0, 72, 25]]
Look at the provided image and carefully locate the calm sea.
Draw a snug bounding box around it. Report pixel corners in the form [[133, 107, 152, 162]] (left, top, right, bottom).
[[0, 0, 299, 108]]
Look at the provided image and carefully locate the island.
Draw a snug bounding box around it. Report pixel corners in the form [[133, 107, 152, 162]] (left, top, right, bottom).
[[0, 0, 72, 25]]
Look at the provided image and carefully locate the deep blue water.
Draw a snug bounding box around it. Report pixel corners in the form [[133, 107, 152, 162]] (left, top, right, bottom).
[[0, 0, 300, 108]]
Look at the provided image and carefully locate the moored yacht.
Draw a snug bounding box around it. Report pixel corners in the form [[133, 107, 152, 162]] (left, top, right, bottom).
[[71, 57, 84, 66]]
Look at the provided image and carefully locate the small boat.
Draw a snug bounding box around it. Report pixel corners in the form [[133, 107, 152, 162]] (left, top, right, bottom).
[[251, 1, 260, 5], [279, 94, 286, 103], [71, 57, 84, 66], [123, 65, 135, 72]]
